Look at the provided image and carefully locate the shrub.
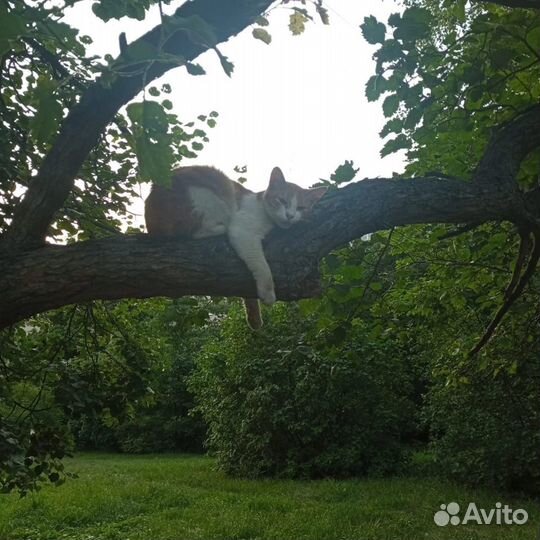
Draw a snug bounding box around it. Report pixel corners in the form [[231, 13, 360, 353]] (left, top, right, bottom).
[[427, 354, 540, 495], [190, 303, 414, 478]]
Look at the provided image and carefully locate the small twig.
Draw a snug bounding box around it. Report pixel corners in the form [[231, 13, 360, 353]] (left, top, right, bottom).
[[119, 33, 128, 54], [63, 207, 122, 236], [23, 37, 86, 91], [505, 228, 530, 299], [347, 228, 395, 322], [470, 228, 540, 355]]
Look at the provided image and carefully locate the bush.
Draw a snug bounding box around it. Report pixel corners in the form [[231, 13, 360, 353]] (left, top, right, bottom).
[[427, 354, 540, 495], [190, 303, 414, 478]]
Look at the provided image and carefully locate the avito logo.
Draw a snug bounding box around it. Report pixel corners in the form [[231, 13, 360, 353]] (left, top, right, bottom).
[[434, 502, 528, 527]]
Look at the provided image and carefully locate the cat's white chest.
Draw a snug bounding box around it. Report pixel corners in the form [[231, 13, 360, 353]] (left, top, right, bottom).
[[232, 193, 273, 239]]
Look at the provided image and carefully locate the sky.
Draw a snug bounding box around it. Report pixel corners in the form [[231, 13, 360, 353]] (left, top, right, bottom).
[[64, 0, 404, 215]]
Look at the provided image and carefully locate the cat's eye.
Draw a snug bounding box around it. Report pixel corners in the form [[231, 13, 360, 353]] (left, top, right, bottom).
[[277, 197, 288, 206], [297, 205, 306, 211]]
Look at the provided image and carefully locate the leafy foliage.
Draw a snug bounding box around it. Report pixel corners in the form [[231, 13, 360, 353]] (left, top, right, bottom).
[[0, 0, 216, 239], [191, 303, 414, 478], [362, 1, 540, 173], [0, 298, 212, 493], [2, 0, 540, 499]]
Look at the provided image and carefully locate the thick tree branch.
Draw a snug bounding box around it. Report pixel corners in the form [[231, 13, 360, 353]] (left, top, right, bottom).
[[470, 228, 540, 355], [3, 0, 273, 249], [473, 0, 540, 8], [473, 104, 540, 191], [0, 177, 524, 328], [1, 3, 540, 331]]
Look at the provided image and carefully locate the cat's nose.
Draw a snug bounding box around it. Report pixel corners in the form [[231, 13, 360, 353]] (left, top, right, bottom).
[[286, 211, 295, 220]]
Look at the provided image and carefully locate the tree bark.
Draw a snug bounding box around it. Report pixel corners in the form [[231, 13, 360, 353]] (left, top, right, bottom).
[[474, 0, 540, 8], [0, 176, 529, 328]]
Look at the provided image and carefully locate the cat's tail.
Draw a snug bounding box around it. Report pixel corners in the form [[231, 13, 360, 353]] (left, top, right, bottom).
[[243, 298, 263, 330]]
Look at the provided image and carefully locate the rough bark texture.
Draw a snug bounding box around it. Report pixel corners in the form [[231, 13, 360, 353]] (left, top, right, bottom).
[[0, 176, 532, 328], [475, 0, 540, 8]]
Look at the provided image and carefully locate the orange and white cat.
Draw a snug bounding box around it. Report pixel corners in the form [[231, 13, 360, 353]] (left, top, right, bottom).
[[144, 166, 326, 328]]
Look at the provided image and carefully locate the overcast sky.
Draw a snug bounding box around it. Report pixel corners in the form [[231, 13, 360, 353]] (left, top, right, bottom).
[[64, 0, 404, 217]]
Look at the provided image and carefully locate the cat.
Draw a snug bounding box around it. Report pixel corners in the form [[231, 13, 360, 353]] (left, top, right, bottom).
[[144, 166, 327, 329]]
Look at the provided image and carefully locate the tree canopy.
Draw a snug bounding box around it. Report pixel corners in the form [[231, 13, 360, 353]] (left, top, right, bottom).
[[1, 0, 539, 341], [1, 0, 540, 496]]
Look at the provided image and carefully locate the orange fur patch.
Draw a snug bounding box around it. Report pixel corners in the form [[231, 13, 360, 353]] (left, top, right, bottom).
[[145, 166, 252, 237]]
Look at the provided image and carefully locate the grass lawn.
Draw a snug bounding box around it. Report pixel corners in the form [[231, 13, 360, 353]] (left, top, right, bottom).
[[0, 453, 538, 540]]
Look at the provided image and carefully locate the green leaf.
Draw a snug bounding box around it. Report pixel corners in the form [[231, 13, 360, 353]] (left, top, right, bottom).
[[126, 100, 174, 186], [289, 12, 308, 36], [29, 77, 63, 146], [361, 16, 386, 45], [454, 0, 466, 22], [315, 4, 330, 25], [527, 26, 540, 50], [376, 39, 404, 65], [365, 75, 387, 102], [330, 161, 359, 185], [393, 7, 431, 42], [214, 48, 234, 77], [0, 5, 26, 55], [48, 472, 60, 483], [92, 0, 147, 21], [380, 134, 411, 157], [462, 65, 483, 84], [252, 28, 272, 45], [124, 40, 158, 63], [383, 94, 400, 117], [404, 107, 423, 130], [369, 281, 383, 292], [490, 48, 513, 70], [380, 117, 404, 137], [388, 13, 401, 28], [186, 62, 206, 76], [255, 16, 269, 27]]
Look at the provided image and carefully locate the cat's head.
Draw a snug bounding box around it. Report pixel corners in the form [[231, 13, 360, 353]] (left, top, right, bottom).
[[262, 167, 327, 228]]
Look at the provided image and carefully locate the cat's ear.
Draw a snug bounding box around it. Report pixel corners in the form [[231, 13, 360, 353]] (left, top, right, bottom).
[[306, 186, 327, 204], [268, 167, 286, 189]]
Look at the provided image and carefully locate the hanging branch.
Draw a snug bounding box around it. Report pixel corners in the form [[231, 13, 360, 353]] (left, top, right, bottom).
[[470, 228, 540, 355]]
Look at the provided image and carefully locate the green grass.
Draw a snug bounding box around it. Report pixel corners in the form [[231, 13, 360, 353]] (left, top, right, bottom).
[[0, 453, 538, 540]]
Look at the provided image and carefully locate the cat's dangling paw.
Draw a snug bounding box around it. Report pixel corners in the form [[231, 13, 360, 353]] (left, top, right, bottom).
[[257, 281, 276, 305]]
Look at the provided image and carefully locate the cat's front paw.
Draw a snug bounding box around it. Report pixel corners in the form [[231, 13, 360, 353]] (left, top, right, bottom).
[[257, 280, 276, 305]]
